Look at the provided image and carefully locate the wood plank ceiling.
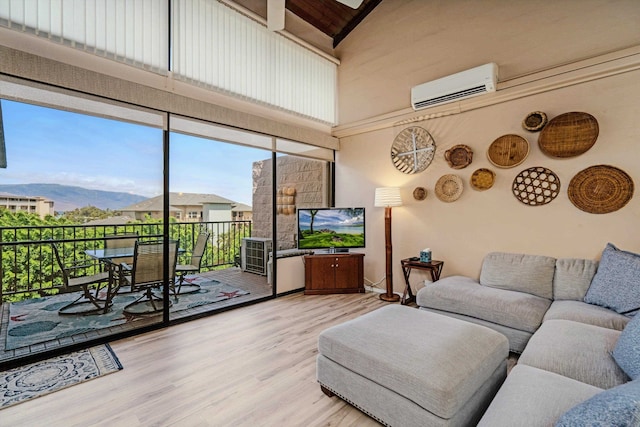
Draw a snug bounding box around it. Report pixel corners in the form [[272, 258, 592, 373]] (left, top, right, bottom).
[[286, 0, 382, 47]]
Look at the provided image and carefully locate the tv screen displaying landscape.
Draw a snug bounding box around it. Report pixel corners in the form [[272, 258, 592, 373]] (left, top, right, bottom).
[[297, 208, 365, 250]]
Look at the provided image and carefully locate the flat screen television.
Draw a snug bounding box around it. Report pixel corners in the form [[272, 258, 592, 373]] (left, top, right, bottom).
[[297, 207, 365, 251]]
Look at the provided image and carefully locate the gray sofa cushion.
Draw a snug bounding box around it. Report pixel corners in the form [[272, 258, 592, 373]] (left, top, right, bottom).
[[613, 313, 640, 380], [543, 300, 631, 331], [553, 258, 597, 301], [417, 276, 551, 333], [555, 379, 640, 427], [584, 243, 640, 315], [518, 319, 628, 389], [420, 307, 533, 353], [478, 365, 602, 427], [480, 252, 556, 299]]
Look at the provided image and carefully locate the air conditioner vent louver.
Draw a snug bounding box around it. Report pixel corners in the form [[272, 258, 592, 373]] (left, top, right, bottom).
[[411, 63, 498, 110], [413, 85, 488, 109]]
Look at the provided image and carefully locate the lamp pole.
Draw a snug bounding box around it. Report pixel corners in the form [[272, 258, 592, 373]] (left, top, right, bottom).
[[380, 205, 399, 302], [374, 187, 402, 302]]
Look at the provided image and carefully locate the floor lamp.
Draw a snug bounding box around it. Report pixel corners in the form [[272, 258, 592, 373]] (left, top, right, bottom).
[[374, 187, 402, 302]]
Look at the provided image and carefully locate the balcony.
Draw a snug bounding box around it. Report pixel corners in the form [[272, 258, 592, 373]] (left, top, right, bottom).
[[0, 220, 272, 365]]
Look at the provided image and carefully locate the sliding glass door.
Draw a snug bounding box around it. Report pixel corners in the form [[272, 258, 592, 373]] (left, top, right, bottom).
[[0, 89, 167, 364]]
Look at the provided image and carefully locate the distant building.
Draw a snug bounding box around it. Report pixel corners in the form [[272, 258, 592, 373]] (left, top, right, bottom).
[[119, 192, 252, 223], [0, 192, 54, 219]]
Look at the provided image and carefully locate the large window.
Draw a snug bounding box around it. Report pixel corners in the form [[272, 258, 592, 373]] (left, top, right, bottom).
[[0, 78, 335, 366]]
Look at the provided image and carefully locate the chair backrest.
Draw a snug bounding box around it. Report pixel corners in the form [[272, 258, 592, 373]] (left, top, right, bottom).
[[130, 240, 178, 288], [189, 232, 210, 268], [105, 233, 138, 263], [105, 233, 138, 250], [50, 242, 70, 287]]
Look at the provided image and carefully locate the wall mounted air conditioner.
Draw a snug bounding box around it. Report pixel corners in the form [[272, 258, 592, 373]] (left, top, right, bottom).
[[411, 63, 498, 111]]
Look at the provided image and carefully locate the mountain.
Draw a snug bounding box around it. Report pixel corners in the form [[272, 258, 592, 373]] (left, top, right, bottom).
[[0, 183, 147, 212]]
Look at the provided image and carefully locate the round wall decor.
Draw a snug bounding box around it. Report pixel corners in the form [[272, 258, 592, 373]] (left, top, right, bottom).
[[538, 112, 599, 158], [470, 168, 496, 191], [435, 174, 463, 202], [413, 187, 427, 201], [444, 144, 473, 169], [487, 134, 530, 168], [568, 165, 634, 214], [390, 126, 436, 174], [512, 166, 560, 206], [522, 111, 548, 132]]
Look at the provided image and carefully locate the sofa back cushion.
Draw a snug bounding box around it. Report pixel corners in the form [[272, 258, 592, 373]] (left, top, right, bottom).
[[480, 252, 556, 299], [553, 258, 598, 301]]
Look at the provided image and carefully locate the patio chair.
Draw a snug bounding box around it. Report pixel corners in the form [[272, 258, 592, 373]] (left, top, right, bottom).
[[104, 233, 138, 292], [51, 242, 113, 315], [174, 231, 210, 295], [121, 240, 178, 315]]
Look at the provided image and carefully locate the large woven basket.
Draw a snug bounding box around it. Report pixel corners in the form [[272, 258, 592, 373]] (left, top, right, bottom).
[[538, 112, 599, 158], [568, 165, 634, 214]]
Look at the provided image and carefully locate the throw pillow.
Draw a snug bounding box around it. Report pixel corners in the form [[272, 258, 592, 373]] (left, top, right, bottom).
[[555, 379, 640, 427], [584, 243, 640, 315], [613, 313, 640, 380]]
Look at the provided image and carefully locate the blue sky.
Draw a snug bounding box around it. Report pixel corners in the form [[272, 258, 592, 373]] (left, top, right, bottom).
[[0, 100, 269, 205]]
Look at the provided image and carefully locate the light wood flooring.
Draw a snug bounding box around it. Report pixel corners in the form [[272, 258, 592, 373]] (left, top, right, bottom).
[[1, 291, 389, 426]]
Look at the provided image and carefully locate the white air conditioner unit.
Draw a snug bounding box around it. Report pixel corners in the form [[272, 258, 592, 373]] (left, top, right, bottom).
[[411, 63, 498, 111]]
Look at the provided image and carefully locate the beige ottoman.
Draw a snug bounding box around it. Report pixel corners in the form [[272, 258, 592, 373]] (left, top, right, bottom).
[[317, 305, 509, 427]]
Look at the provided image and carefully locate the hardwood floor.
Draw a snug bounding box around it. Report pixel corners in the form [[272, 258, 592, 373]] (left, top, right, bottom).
[[1, 291, 388, 426]]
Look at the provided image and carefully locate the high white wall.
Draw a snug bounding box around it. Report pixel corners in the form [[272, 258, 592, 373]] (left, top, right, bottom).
[[336, 69, 640, 293], [333, 0, 640, 293]]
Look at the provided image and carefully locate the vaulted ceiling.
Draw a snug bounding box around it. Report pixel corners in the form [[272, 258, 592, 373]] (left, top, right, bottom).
[[232, 0, 382, 48], [285, 0, 382, 47]]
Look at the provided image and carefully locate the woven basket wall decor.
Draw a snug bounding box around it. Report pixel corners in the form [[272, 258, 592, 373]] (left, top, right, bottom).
[[487, 134, 530, 168], [435, 174, 463, 202], [538, 112, 599, 158], [512, 166, 560, 206], [470, 168, 496, 191], [444, 144, 473, 169], [522, 111, 548, 132], [568, 165, 634, 214]]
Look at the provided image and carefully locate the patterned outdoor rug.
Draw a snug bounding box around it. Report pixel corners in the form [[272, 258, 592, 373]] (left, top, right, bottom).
[[6, 277, 249, 350], [0, 344, 122, 409]]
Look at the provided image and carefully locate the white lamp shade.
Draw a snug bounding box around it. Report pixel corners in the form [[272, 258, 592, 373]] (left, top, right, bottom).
[[374, 187, 403, 207]]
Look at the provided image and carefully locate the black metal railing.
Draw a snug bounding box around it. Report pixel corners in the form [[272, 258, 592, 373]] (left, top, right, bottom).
[[0, 220, 252, 302]]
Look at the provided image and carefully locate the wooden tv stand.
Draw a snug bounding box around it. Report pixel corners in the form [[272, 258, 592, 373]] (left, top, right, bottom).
[[304, 253, 365, 295]]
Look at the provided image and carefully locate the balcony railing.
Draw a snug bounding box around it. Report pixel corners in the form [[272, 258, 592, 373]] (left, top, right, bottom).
[[0, 220, 252, 302]]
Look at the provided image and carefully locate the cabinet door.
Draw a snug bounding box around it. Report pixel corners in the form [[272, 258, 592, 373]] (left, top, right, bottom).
[[334, 255, 361, 289], [306, 256, 336, 291]]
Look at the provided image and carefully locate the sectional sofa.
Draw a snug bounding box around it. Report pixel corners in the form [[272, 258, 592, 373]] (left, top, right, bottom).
[[416, 243, 640, 426]]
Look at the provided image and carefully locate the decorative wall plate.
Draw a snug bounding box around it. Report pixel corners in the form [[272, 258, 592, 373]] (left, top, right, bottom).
[[413, 187, 427, 201], [444, 144, 473, 169], [568, 165, 634, 214], [487, 134, 530, 168], [435, 174, 463, 202], [512, 166, 560, 206], [470, 168, 496, 191], [390, 126, 436, 174], [538, 112, 599, 158]]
